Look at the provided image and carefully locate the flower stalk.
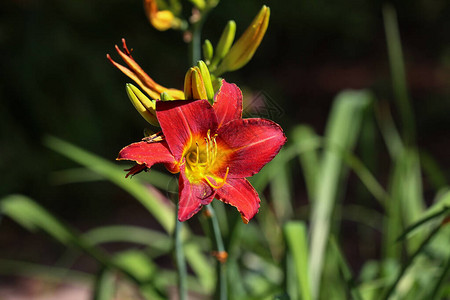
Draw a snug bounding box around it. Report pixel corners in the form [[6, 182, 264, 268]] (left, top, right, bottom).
[[206, 205, 227, 300], [175, 199, 188, 300]]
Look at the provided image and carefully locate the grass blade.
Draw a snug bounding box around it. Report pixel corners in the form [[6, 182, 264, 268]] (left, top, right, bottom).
[[284, 221, 311, 300], [430, 256, 450, 299], [44, 135, 175, 233], [93, 268, 116, 300], [1, 194, 75, 245], [308, 90, 372, 299], [83, 225, 173, 251], [383, 3, 415, 145], [382, 222, 445, 300], [0, 195, 150, 286], [292, 125, 321, 201], [396, 206, 450, 242], [270, 160, 294, 222], [329, 237, 364, 300]]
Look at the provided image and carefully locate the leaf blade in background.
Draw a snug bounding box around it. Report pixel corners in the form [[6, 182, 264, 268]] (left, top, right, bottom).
[[44, 135, 175, 233], [93, 268, 116, 300], [329, 237, 364, 300], [0, 195, 150, 287], [284, 221, 311, 300], [292, 125, 321, 201], [308, 90, 372, 299]]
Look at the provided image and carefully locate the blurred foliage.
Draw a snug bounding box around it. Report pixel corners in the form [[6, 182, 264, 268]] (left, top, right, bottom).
[[1, 0, 450, 299]]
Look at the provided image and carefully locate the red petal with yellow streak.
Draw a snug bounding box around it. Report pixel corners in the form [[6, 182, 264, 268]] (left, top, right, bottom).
[[156, 100, 218, 161], [213, 80, 243, 128], [216, 178, 260, 223], [178, 164, 216, 221], [217, 118, 286, 178], [117, 141, 179, 173]]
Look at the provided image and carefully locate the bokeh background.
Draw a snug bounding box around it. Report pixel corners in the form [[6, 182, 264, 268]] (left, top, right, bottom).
[[1, 0, 450, 297]]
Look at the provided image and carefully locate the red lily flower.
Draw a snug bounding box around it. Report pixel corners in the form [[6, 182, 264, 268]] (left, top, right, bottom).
[[118, 80, 286, 223]]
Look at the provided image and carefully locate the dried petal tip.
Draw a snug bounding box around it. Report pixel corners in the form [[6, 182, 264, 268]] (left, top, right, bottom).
[[126, 83, 159, 126], [215, 6, 270, 75]]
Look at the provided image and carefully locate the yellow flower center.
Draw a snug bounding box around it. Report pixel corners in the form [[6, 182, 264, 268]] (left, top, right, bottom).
[[184, 130, 229, 188]]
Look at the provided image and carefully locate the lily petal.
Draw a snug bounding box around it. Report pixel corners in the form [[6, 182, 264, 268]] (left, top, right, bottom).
[[156, 100, 218, 160], [213, 80, 243, 128], [178, 164, 216, 221], [117, 141, 179, 173], [216, 178, 260, 223], [217, 118, 286, 178]]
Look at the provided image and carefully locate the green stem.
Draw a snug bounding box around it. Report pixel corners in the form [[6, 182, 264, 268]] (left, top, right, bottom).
[[188, 6, 214, 66], [190, 22, 202, 65], [174, 206, 187, 300], [206, 204, 227, 300]]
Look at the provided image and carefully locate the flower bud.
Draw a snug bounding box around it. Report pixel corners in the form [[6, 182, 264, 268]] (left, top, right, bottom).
[[190, 0, 205, 10], [215, 6, 270, 75], [160, 91, 175, 101], [144, 0, 182, 31], [126, 83, 159, 126], [197, 60, 214, 104], [210, 20, 236, 68], [184, 67, 208, 100], [202, 39, 214, 64]]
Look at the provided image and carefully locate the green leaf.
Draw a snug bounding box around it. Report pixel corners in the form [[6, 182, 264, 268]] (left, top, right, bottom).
[[1, 194, 76, 245], [292, 125, 321, 200], [93, 268, 116, 300], [113, 250, 157, 282], [284, 221, 311, 300], [382, 222, 445, 300], [396, 206, 450, 242], [308, 90, 372, 298], [83, 225, 172, 252], [383, 4, 415, 145], [329, 237, 364, 300], [44, 135, 175, 233]]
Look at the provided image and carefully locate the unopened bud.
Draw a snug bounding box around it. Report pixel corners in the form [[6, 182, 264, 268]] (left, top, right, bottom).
[[126, 83, 159, 126], [184, 67, 208, 100], [210, 20, 236, 68], [215, 6, 270, 75], [144, 0, 182, 31], [197, 60, 214, 104], [160, 91, 175, 101], [202, 39, 214, 64]]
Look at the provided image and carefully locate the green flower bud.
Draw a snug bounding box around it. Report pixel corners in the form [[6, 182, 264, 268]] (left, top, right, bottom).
[[160, 91, 175, 101], [210, 20, 236, 68], [184, 67, 208, 100], [197, 60, 215, 104], [126, 83, 159, 126], [215, 6, 270, 76], [202, 39, 214, 64]]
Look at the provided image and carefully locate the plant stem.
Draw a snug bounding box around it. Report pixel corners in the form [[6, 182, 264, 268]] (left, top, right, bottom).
[[206, 204, 227, 300], [188, 6, 214, 65], [190, 22, 202, 65], [175, 204, 187, 300]]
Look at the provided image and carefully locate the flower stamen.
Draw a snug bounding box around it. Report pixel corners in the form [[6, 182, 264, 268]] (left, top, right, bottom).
[[204, 167, 230, 189]]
